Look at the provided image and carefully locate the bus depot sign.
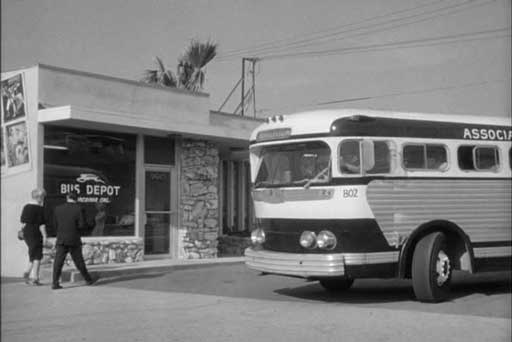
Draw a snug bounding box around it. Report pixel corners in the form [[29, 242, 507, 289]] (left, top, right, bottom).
[[59, 173, 121, 203]]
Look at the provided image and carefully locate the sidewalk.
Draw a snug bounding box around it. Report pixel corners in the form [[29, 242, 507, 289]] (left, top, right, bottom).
[[36, 256, 245, 283]]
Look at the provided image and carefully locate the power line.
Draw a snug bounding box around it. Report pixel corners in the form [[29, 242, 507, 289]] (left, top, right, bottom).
[[317, 79, 510, 105], [217, 0, 499, 61], [217, 0, 448, 59], [261, 27, 510, 60], [255, 79, 509, 115], [276, 0, 500, 56]]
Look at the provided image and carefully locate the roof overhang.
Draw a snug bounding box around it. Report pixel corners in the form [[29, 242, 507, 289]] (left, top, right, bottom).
[[38, 105, 255, 145]]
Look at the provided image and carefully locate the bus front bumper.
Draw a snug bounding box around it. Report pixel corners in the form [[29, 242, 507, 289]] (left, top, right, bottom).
[[245, 248, 345, 278]]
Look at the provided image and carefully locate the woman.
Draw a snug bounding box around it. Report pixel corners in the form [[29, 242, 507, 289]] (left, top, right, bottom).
[[20, 188, 48, 285]]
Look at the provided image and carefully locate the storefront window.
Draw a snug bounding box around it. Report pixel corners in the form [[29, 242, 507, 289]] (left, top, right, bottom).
[[144, 136, 174, 165], [43, 126, 136, 237]]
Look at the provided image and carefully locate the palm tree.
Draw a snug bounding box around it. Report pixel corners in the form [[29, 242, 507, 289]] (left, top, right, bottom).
[[142, 40, 217, 92], [178, 40, 217, 91], [141, 56, 177, 87]]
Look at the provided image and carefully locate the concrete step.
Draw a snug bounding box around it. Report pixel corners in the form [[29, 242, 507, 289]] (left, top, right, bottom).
[[40, 257, 245, 283]]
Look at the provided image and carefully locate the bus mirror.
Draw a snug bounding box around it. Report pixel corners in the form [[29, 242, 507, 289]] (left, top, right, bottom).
[[361, 140, 375, 171]]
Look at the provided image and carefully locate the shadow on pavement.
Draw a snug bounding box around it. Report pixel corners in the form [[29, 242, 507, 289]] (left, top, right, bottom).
[[275, 280, 416, 303], [275, 271, 511, 304], [449, 271, 512, 299]]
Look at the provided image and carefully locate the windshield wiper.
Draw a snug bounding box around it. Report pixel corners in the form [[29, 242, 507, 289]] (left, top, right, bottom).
[[304, 160, 331, 189]]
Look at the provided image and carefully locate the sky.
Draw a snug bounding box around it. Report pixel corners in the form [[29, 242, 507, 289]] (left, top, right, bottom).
[[1, 0, 511, 118]]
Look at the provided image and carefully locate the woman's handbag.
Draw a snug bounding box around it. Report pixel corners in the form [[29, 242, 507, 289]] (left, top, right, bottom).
[[17, 227, 24, 241]]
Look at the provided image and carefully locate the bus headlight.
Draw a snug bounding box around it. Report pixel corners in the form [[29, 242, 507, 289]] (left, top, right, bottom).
[[251, 228, 266, 245], [316, 230, 337, 250], [300, 231, 317, 249]]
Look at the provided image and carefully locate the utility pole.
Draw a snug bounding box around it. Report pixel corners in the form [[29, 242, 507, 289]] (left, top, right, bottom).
[[241, 57, 259, 117], [218, 57, 260, 116]]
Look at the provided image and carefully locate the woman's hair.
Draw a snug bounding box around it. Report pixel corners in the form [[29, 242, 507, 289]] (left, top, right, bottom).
[[31, 188, 46, 201]]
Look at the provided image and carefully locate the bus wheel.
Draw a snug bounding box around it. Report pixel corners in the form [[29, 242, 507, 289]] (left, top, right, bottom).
[[319, 278, 354, 292], [412, 232, 452, 302]]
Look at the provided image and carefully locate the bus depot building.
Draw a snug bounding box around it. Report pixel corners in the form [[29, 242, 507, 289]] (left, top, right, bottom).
[[1, 64, 262, 277]]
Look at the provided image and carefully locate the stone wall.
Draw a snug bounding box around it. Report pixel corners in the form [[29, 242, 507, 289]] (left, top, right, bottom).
[[180, 139, 219, 259], [41, 238, 144, 266]]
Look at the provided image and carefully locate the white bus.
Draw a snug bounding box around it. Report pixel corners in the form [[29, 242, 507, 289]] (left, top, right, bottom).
[[245, 109, 511, 302]]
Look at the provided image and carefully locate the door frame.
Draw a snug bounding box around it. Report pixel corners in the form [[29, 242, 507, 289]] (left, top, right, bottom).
[[143, 164, 178, 258]]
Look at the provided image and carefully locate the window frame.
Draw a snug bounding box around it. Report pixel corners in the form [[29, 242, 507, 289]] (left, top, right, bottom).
[[402, 143, 449, 172], [338, 139, 362, 175], [43, 126, 137, 237], [472, 145, 500, 172], [337, 139, 394, 175], [254, 140, 332, 187], [457, 144, 501, 173]]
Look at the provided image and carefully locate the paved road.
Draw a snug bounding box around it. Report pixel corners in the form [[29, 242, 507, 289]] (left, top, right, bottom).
[[2, 263, 510, 342], [104, 263, 512, 319]]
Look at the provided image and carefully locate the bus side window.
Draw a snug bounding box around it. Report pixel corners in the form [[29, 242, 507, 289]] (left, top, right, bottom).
[[458, 145, 500, 172], [339, 140, 360, 174], [367, 141, 391, 174], [458, 146, 474, 170], [403, 145, 424, 169], [403, 144, 447, 171], [510, 147, 512, 170], [426, 145, 448, 170], [475, 146, 499, 171]]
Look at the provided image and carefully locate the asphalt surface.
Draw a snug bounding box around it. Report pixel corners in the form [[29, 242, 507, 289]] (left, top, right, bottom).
[[102, 263, 512, 318], [2, 263, 511, 342]]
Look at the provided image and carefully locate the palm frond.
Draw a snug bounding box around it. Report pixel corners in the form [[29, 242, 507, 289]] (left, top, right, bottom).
[[155, 56, 167, 73], [141, 69, 158, 84], [141, 56, 177, 88], [181, 40, 217, 69], [162, 70, 177, 87]]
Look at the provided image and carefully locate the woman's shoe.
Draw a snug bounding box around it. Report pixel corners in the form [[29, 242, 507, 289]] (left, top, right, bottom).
[[28, 279, 42, 286], [22, 272, 30, 284]]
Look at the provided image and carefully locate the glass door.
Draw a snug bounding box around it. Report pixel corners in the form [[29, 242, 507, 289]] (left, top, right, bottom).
[[144, 168, 174, 255]]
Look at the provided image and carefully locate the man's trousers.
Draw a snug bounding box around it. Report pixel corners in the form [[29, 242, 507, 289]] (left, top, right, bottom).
[[52, 244, 92, 285]]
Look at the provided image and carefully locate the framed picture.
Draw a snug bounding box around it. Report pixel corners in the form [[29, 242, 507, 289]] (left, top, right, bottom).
[[5, 121, 29, 167], [1, 73, 26, 123]]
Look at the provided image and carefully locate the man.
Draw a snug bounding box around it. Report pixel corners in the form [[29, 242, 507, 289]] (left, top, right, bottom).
[[340, 154, 360, 174], [52, 191, 98, 290]]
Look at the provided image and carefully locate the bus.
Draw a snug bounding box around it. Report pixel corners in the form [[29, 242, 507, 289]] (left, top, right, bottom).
[[245, 109, 511, 302]]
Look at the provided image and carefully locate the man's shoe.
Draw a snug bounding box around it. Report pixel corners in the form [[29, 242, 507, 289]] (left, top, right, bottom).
[[86, 276, 99, 286], [51, 284, 63, 290]]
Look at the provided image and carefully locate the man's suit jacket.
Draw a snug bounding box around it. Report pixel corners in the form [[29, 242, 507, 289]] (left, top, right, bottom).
[[53, 202, 86, 246]]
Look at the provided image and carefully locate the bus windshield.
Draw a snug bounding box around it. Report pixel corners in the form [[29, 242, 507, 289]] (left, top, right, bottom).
[[254, 141, 331, 187]]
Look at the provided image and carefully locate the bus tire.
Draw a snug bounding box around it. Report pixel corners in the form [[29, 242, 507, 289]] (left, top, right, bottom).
[[412, 232, 452, 302], [319, 278, 354, 292]]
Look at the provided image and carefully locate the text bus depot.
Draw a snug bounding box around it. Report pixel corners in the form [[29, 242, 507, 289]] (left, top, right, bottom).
[[245, 109, 511, 302]]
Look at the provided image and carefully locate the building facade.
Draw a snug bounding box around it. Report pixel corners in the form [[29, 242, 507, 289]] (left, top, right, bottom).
[[1, 65, 261, 277]]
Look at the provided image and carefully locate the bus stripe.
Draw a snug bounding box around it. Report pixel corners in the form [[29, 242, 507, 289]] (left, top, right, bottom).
[[473, 246, 512, 258]]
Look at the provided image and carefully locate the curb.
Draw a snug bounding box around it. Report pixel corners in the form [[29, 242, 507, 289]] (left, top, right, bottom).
[[41, 257, 246, 283]]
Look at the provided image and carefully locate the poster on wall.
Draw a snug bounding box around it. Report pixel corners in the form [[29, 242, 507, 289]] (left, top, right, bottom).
[[1, 73, 26, 123], [5, 121, 30, 168], [1, 128, 6, 170]]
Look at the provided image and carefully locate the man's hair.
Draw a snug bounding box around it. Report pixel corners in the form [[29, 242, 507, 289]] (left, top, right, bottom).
[[67, 191, 78, 201]]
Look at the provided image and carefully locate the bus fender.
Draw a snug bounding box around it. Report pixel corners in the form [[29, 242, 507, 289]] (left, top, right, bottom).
[[398, 220, 474, 278]]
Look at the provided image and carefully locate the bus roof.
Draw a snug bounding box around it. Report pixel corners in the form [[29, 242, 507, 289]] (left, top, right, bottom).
[[250, 108, 511, 142]]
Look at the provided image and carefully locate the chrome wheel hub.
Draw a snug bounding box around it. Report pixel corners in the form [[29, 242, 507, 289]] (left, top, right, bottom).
[[435, 250, 451, 286]]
